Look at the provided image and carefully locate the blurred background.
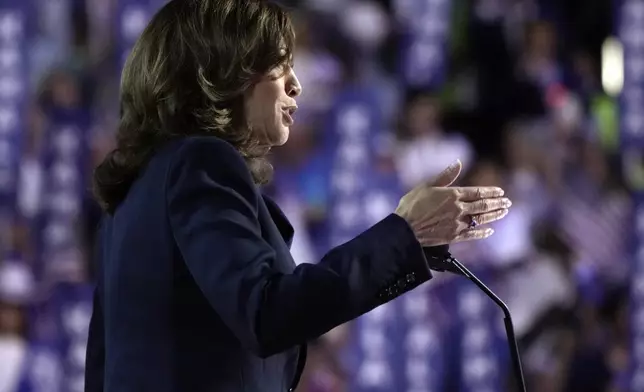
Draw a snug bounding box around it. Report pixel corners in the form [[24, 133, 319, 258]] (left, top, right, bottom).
[[1, 0, 644, 391]]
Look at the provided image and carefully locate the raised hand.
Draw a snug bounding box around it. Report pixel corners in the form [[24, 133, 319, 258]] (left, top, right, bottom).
[[394, 160, 512, 247]]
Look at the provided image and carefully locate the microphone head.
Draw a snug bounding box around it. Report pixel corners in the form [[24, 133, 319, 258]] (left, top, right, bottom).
[[423, 245, 464, 276], [431, 245, 450, 255]]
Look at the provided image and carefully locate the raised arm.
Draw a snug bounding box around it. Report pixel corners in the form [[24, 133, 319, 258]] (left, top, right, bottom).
[[166, 137, 433, 358]]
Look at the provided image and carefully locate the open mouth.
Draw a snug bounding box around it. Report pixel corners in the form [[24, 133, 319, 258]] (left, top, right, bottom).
[[283, 106, 297, 125]]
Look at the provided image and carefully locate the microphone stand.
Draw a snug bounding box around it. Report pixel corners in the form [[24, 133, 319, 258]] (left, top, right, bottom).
[[446, 254, 527, 392]]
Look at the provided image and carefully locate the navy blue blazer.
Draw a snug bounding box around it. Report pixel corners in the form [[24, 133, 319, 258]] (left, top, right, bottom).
[[84, 136, 434, 392]]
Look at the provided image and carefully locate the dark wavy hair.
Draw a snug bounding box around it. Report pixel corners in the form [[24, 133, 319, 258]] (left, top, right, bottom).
[[93, 0, 295, 214]]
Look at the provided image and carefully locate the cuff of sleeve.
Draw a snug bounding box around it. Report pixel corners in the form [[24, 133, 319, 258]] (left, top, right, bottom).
[[355, 213, 433, 296]]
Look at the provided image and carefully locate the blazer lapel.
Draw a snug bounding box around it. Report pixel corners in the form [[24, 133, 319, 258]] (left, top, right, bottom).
[[261, 194, 295, 247]]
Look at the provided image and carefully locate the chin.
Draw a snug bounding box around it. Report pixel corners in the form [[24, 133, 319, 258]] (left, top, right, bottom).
[[273, 127, 290, 146]]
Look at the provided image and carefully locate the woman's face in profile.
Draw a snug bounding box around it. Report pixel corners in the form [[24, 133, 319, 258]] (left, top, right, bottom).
[[244, 62, 302, 149]]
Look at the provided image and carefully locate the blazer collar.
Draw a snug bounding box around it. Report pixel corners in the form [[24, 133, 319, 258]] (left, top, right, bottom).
[[261, 194, 295, 246]]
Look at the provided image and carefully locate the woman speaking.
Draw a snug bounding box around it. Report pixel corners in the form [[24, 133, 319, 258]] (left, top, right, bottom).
[[84, 0, 512, 391]]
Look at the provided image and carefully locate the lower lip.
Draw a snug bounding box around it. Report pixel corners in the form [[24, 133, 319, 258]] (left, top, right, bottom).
[[282, 110, 294, 125]]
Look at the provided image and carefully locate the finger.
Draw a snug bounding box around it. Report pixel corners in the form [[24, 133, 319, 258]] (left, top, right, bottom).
[[465, 208, 509, 226], [457, 187, 505, 201], [461, 197, 511, 215], [430, 160, 462, 187], [452, 227, 495, 243]]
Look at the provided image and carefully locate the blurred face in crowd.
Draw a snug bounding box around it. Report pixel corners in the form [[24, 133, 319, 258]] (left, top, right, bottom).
[[25, 105, 46, 155], [0, 303, 25, 336], [527, 21, 556, 58], [50, 72, 80, 109], [470, 161, 504, 187], [582, 141, 609, 184], [406, 95, 440, 137], [573, 52, 596, 84], [244, 59, 302, 149], [504, 130, 535, 170], [4, 224, 27, 253]]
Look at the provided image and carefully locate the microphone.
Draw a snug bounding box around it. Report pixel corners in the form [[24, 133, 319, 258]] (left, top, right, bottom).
[[423, 245, 465, 275], [424, 245, 527, 392]]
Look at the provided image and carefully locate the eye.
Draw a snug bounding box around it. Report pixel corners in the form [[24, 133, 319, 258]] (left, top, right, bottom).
[[267, 69, 283, 81], [268, 63, 290, 80]]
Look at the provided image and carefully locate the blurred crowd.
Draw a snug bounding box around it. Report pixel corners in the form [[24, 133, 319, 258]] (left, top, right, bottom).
[[0, 0, 639, 391]]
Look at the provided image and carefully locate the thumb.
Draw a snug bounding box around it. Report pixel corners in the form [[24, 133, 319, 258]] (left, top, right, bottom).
[[431, 159, 462, 187]]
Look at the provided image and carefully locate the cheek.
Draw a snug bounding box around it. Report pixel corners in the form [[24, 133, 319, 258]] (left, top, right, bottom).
[[256, 80, 283, 104], [246, 84, 282, 121]]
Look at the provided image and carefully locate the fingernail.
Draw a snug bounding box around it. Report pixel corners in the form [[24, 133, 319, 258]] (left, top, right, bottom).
[[486, 228, 495, 236], [448, 159, 461, 170], [504, 198, 512, 207]]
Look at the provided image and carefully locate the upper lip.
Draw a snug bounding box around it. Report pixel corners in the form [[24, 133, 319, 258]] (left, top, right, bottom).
[[284, 105, 297, 115]]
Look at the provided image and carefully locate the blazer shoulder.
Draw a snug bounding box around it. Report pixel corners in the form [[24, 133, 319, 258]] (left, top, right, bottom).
[[164, 136, 258, 204]]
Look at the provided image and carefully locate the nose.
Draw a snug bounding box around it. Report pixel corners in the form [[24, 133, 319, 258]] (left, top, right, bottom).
[[286, 69, 302, 98]]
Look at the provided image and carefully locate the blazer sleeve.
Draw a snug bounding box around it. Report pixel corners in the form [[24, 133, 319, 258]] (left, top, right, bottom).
[[166, 137, 433, 358]]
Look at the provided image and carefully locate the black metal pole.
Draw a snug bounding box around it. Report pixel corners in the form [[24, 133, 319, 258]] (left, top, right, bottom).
[[447, 254, 527, 392]]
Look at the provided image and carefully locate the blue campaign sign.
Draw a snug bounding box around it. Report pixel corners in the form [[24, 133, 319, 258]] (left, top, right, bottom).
[[456, 273, 504, 392], [20, 343, 65, 392], [37, 109, 89, 281], [619, 0, 644, 389], [20, 284, 94, 392], [346, 290, 448, 392], [116, 0, 155, 71], [392, 284, 448, 392], [394, 0, 452, 88], [348, 303, 398, 390], [19, 284, 93, 392], [618, 0, 644, 149], [20, 299, 66, 392], [630, 194, 644, 390], [31, 109, 88, 389], [324, 88, 389, 391], [363, 172, 447, 392], [53, 283, 94, 392], [368, 165, 448, 391], [0, 1, 28, 221], [324, 87, 382, 247], [325, 88, 447, 391]]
